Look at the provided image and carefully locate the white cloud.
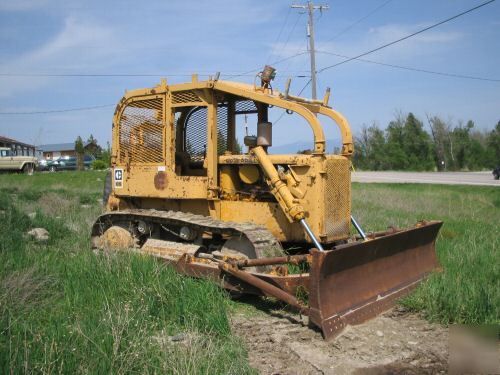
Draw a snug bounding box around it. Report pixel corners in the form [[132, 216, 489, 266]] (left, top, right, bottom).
[[0, 16, 119, 97], [21, 16, 116, 66], [269, 22, 462, 66]]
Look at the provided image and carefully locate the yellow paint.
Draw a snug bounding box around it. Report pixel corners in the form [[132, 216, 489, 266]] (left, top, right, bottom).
[[108, 76, 353, 243], [238, 165, 260, 184]]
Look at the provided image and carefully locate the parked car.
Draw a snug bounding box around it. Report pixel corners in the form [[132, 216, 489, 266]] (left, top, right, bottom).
[[39, 155, 95, 172], [0, 147, 38, 175], [493, 166, 500, 180], [38, 158, 59, 172]]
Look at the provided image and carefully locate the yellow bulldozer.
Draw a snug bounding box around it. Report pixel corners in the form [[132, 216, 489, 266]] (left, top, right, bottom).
[[92, 68, 442, 340]]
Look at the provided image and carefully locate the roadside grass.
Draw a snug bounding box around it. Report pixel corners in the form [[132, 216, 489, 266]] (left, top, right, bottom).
[[0, 171, 254, 374], [231, 183, 499, 327], [351, 183, 499, 325], [1, 170, 498, 372]]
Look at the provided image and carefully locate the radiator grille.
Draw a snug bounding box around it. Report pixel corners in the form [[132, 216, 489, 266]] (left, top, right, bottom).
[[119, 98, 164, 164], [324, 158, 351, 239]]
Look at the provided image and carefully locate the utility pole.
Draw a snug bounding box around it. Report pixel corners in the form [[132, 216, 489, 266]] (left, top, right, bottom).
[[291, 1, 329, 99]]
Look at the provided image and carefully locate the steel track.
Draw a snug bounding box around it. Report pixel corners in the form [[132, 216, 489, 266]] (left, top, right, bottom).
[[91, 209, 284, 258]]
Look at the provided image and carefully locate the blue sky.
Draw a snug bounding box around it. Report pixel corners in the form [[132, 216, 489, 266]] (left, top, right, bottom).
[[0, 0, 498, 149]]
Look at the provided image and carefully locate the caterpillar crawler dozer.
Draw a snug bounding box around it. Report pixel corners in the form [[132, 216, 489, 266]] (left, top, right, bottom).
[[92, 68, 442, 340]]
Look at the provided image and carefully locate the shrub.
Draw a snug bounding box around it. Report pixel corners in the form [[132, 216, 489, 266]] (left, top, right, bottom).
[[91, 159, 107, 170]]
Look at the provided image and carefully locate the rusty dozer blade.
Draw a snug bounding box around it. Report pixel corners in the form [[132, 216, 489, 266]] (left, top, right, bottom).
[[168, 221, 442, 340], [95, 217, 442, 341], [308, 220, 442, 340]]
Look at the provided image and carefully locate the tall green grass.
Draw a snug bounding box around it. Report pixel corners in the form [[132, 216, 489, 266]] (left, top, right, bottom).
[[0, 172, 254, 374], [1, 171, 498, 372], [352, 183, 499, 325]]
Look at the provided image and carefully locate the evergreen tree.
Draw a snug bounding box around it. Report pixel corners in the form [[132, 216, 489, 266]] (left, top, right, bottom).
[[385, 115, 408, 170], [401, 113, 434, 171], [368, 125, 387, 170], [467, 135, 488, 170], [75, 136, 84, 171], [353, 114, 497, 171], [450, 121, 474, 170], [85, 134, 102, 158], [486, 121, 500, 167]]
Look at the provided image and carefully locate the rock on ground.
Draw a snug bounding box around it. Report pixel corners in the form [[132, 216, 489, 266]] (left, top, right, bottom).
[[27, 228, 49, 242], [231, 303, 448, 375]]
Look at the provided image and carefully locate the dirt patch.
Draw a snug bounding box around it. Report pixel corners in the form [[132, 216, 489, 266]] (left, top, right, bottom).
[[231, 303, 447, 375]]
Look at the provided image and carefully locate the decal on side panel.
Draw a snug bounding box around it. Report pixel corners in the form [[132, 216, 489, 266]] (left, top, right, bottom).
[[114, 168, 123, 188]]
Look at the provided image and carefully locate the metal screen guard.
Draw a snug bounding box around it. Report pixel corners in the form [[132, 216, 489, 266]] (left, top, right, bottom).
[[119, 98, 164, 164]]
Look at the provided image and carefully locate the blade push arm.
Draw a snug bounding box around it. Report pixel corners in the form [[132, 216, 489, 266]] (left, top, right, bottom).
[[251, 146, 305, 222], [251, 146, 324, 251]]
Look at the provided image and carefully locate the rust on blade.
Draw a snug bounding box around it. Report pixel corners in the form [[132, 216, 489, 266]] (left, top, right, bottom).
[[235, 254, 311, 268], [308, 220, 442, 340], [151, 220, 442, 341]]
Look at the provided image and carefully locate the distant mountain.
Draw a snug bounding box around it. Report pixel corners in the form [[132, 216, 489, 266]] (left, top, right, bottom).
[[269, 138, 342, 154]]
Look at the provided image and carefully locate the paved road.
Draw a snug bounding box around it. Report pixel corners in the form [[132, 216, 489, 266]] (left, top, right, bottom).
[[352, 171, 499, 186]]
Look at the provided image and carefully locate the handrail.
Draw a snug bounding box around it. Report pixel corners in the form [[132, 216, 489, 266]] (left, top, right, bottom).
[[317, 106, 354, 157], [214, 81, 326, 154]]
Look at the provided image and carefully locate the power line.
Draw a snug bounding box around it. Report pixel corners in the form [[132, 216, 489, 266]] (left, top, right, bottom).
[[280, 19, 309, 77], [0, 66, 313, 79], [276, 0, 497, 124], [1, 55, 313, 116], [316, 50, 500, 82], [258, 11, 305, 80], [266, 7, 292, 64], [292, 2, 329, 99], [262, 7, 307, 81], [318, 0, 496, 74], [278, 12, 305, 62], [227, 14, 309, 79], [5, 2, 496, 117], [0, 73, 193, 77], [0, 54, 312, 116], [0, 72, 268, 78], [326, 0, 393, 42], [0, 104, 114, 115], [225, 51, 309, 79], [293, 0, 497, 93], [273, 1, 330, 123], [274, 77, 312, 125]]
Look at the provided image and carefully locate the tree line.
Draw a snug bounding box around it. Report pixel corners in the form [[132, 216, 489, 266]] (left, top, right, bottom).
[[353, 112, 499, 171]]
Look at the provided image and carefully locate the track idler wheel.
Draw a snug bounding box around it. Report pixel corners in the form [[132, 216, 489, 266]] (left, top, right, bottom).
[[99, 226, 135, 250]]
